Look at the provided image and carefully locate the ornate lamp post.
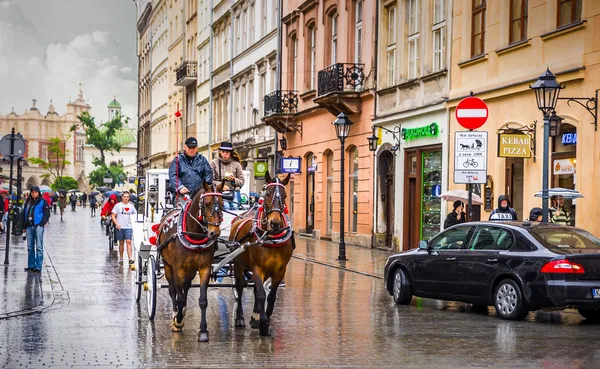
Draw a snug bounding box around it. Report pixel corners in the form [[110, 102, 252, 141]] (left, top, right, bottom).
[[530, 68, 563, 222], [333, 112, 353, 261], [279, 135, 288, 150]]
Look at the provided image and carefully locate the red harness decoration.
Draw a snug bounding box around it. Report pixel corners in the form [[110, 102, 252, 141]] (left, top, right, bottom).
[[181, 202, 210, 245]]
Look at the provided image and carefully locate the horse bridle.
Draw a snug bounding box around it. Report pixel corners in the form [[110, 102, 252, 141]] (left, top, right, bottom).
[[199, 191, 223, 228], [262, 182, 286, 225]]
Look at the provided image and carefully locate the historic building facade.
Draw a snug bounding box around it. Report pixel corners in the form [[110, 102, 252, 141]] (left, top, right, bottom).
[[447, 0, 600, 235], [263, 0, 377, 247]]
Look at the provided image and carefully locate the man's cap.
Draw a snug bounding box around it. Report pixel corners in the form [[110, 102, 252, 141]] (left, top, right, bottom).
[[218, 141, 234, 151], [185, 137, 198, 147]]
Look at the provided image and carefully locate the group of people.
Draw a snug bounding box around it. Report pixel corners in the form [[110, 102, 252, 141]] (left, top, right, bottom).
[[444, 194, 572, 228]]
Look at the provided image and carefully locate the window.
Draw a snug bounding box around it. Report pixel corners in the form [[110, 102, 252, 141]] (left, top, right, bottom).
[[235, 15, 240, 55], [332, 13, 338, 64], [558, 0, 582, 28], [41, 145, 49, 161], [471, 0, 486, 57], [386, 5, 396, 86], [263, 0, 268, 36], [355, 0, 363, 64], [407, 0, 419, 79], [349, 148, 359, 233], [293, 37, 298, 91], [250, 4, 255, 44], [430, 226, 473, 250], [509, 0, 527, 44], [433, 0, 444, 24], [310, 26, 316, 90], [432, 0, 446, 71], [242, 9, 247, 50], [76, 139, 84, 162]]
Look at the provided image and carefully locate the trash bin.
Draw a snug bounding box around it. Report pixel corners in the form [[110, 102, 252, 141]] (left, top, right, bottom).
[[11, 206, 24, 236]]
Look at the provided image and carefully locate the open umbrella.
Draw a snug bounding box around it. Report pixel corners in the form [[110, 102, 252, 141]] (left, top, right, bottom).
[[96, 187, 111, 193], [90, 191, 100, 197], [104, 190, 121, 198], [534, 187, 583, 199], [0, 189, 8, 195], [38, 185, 53, 194], [439, 190, 483, 205]]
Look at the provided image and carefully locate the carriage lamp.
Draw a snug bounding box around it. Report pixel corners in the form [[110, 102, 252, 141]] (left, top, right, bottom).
[[367, 128, 379, 152], [548, 111, 563, 137], [332, 112, 354, 261], [279, 135, 288, 150]]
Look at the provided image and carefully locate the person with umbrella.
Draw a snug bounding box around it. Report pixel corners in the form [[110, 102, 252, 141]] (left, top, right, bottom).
[[101, 194, 118, 235], [444, 200, 466, 229], [89, 193, 98, 217], [550, 195, 570, 225]]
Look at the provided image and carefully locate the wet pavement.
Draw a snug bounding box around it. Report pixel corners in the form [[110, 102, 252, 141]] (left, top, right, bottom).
[[1, 209, 600, 368]]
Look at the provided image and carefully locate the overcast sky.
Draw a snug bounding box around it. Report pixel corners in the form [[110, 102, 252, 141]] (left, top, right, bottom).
[[0, 0, 138, 126]]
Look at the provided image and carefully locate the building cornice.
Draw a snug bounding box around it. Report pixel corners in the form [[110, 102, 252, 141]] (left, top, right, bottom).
[[232, 30, 277, 64]]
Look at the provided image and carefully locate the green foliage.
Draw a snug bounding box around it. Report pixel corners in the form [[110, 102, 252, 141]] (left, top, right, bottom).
[[51, 176, 78, 191], [74, 111, 127, 166], [28, 137, 71, 182], [88, 164, 127, 189]]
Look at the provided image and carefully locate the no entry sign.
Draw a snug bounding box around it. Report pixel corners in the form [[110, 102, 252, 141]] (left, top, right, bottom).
[[455, 97, 488, 130]]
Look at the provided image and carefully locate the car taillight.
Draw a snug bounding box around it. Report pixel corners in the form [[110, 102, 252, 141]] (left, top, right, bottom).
[[541, 260, 585, 274]]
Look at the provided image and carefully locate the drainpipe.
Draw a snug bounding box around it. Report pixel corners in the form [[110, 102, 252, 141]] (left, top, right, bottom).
[[208, 0, 214, 160], [182, 0, 187, 145], [371, 0, 380, 248], [273, 0, 282, 174], [134, 0, 140, 174], [229, 2, 234, 142]]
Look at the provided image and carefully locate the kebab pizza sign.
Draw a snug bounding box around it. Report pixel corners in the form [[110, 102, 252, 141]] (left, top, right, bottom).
[[498, 133, 531, 158]]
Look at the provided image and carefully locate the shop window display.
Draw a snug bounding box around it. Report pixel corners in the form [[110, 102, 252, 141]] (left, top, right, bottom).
[[421, 151, 442, 239]]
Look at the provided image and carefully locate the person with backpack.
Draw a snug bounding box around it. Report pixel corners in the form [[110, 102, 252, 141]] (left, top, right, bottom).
[[69, 192, 77, 211], [89, 195, 97, 217]]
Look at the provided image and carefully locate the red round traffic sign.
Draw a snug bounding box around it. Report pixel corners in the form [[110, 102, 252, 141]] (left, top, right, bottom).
[[455, 97, 488, 130]]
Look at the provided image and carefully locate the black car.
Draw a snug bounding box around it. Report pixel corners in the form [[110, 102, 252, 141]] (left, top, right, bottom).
[[383, 221, 600, 321]]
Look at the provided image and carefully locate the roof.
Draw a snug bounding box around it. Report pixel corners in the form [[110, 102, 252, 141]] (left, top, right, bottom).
[[99, 124, 136, 146], [108, 98, 121, 109]]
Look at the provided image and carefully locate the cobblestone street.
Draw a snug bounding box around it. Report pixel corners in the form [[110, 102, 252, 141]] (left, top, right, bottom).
[[1, 210, 600, 368]]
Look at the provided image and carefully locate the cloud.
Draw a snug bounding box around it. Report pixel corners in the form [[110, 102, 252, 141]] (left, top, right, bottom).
[[0, 2, 137, 126]]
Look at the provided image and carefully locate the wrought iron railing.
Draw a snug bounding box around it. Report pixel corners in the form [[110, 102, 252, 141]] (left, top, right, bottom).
[[264, 90, 299, 116], [317, 63, 365, 96], [176, 61, 197, 82]]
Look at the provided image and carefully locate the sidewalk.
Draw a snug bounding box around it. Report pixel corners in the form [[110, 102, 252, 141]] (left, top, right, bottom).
[[0, 233, 55, 319], [292, 235, 393, 279]]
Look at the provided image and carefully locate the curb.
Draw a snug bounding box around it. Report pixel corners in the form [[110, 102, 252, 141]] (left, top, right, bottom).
[[0, 247, 68, 320], [291, 253, 383, 280]]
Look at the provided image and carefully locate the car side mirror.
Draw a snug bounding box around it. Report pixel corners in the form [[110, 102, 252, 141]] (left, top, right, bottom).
[[418, 240, 429, 250]]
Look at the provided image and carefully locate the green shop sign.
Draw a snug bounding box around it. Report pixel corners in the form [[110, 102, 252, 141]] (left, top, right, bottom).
[[254, 161, 268, 178], [401, 122, 439, 141]]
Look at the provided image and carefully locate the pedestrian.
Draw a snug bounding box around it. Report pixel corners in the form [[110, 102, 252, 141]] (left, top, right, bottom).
[[529, 207, 543, 222], [69, 192, 77, 211], [3, 195, 9, 232], [89, 195, 97, 217], [110, 191, 137, 265], [489, 195, 518, 221], [0, 194, 5, 234], [51, 192, 58, 214], [42, 192, 53, 221], [101, 194, 118, 235], [444, 200, 466, 228], [22, 186, 50, 273], [550, 195, 570, 225], [210, 141, 245, 205], [58, 193, 66, 221], [81, 192, 88, 208]]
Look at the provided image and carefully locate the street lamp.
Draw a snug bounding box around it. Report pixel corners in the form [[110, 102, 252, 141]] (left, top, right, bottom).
[[332, 112, 353, 261], [279, 135, 287, 150], [548, 111, 564, 137], [367, 129, 379, 152], [530, 68, 563, 222]]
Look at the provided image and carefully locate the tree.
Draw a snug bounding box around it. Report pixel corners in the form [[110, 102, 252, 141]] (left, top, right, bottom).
[[88, 164, 127, 189], [28, 136, 71, 183], [74, 111, 127, 167], [51, 176, 78, 191]]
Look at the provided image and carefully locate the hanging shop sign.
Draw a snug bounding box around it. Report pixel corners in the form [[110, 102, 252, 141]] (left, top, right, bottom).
[[498, 133, 531, 158], [402, 122, 439, 141], [484, 175, 494, 211], [256, 146, 272, 158], [553, 158, 576, 175], [254, 161, 268, 179], [280, 157, 301, 174]]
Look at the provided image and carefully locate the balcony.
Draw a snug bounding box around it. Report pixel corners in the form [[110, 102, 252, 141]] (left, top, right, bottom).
[[315, 63, 365, 116], [175, 61, 197, 87], [262, 90, 300, 133]]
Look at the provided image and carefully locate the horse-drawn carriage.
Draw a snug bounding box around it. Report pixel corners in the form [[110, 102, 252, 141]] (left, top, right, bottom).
[[131, 169, 294, 341]]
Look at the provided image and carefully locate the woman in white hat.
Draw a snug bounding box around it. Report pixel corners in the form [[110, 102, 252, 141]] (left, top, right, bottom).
[[210, 142, 245, 203]]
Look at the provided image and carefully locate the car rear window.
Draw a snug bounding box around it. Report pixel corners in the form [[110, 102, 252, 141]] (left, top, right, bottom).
[[530, 228, 600, 250]]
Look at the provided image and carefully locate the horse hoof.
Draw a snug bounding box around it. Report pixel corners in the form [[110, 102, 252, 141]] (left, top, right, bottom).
[[259, 324, 271, 337], [235, 318, 245, 328], [198, 331, 209, 342], [250, 317, 259, 329]]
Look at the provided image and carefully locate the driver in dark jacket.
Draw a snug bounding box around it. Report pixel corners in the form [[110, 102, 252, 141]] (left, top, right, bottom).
[[168, 137, 213, 197], [489, 194, 518, 221]]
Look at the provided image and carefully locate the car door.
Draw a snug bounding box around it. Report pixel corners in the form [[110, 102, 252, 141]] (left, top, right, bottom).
[[456, 225, 516, 297], [411, 225, 475, 295]]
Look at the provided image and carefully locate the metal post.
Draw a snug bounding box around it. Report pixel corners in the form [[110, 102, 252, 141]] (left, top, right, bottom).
[[467, 183, 473, 222], [542, 114, 550, 222], [338, 138, 347, 261], [4, 128, 15, 265]]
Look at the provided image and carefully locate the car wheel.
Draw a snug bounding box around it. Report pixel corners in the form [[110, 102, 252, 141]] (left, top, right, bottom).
[[494, 279, 529, 320], [392, 268, 412, 305], [578, 308, 600, 322]]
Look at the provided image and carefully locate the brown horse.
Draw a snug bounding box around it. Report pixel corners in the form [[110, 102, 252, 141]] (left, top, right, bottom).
[[157, 181, 225, 342], [229, 171, 293, 336]]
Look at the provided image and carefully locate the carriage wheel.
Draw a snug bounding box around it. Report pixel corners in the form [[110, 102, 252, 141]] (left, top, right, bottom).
[[146, 255, 157, 320], [135, 255, 143, 303]]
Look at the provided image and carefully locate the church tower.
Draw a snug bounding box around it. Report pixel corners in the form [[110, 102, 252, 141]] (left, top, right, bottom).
[[108, 96, 122, 121]]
